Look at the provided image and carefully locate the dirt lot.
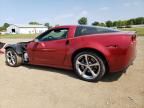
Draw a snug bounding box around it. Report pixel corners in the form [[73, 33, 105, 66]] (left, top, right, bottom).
[[0, 37, 144, 108]]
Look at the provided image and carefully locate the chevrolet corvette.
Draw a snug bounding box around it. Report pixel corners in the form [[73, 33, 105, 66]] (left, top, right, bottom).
[[5, 25, 137, 81]]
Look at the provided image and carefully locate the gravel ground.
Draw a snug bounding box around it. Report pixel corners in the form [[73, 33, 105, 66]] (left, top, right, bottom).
[[0, 37, 144, 108]]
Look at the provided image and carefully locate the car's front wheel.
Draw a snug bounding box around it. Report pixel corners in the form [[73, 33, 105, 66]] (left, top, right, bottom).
[[5, 49, 22, 67], [74, 51, 106, 82]]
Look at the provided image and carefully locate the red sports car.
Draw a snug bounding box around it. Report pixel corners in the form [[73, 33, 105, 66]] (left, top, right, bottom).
[[5, 25, 136, 81]]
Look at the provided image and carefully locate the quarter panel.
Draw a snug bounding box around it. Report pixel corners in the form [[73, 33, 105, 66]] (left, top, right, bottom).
[[64, 33, 135, 72]]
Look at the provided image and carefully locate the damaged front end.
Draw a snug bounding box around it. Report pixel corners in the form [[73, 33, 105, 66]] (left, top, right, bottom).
[[5, 41, 31, 63]]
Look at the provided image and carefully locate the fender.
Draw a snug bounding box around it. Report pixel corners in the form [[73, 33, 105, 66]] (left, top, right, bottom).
[[5, 44, 24, 55]]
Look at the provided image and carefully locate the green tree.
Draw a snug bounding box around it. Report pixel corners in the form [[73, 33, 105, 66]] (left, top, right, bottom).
[[99, 23, 106, 27], [78, 17, 87, 25], [0, 27, 3, 31], [128, 19, 136, 25], [29, 22, 41, 25], [44, 23, 52, 29], [135, 17, 144, 24], [0, 23, 9, 31], [117, 20, 123, 27], [105, 20, 113, 27], [127, 20, 134, 25], [122, 21, 127, 26], [92, 21, 99, 26], [113, 21, 118, 27], [3, 23, 9, 29]]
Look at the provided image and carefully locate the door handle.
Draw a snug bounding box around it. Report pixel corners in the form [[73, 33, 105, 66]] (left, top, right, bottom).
[[66, 40, 70, 45]]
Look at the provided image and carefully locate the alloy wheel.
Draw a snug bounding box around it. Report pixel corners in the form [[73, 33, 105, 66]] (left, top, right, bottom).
[[76, 54, 101, 80], [6, 50, 16, 66]]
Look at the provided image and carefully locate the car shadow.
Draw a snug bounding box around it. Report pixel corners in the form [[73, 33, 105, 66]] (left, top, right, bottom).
[[101, 70, 126, 82], [23, 64, 127, 82], [23, 64, 79, 80]]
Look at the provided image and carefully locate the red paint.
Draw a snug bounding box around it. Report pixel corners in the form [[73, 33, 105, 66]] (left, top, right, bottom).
[[0, 49, 4, 54], [26, 25, 136, 73]]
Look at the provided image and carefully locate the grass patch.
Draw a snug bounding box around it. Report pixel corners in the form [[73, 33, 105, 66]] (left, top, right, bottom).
[[0, 34, 39, 39], [120, 28, 144, 36]]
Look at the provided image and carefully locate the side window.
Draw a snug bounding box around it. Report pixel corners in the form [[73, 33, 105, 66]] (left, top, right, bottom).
[[75, 26, 120, 37], [37, 28, 68, 42], [75, 26, 98, 36]]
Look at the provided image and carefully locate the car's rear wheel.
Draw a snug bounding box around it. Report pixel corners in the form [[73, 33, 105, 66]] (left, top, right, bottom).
[[5, 49, 22, 67], [74, 51, 106, 82]]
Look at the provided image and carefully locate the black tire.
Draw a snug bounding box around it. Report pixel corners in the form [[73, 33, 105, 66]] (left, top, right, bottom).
[[5, 48, 22, 67], [73, 51, 106, 82]]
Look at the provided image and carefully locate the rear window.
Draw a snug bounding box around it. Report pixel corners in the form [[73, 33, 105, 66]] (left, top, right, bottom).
[[75, 26, 120, 37]]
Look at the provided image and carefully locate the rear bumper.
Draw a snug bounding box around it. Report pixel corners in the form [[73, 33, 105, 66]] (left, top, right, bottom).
[[108, 40, 136, 73]]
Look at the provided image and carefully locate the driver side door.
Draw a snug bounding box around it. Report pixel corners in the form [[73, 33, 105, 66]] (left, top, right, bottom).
[[28, 28, 69, 66]]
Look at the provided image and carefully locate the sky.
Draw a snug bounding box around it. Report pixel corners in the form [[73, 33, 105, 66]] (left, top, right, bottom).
[[0, 0, 144, 26]]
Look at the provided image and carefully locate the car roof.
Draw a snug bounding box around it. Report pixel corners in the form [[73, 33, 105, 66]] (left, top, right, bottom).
[[53, 25, 103, 28], [52, 25, 120, 33], [53, 25, 116, 29], [53, 25, 77, 28]]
